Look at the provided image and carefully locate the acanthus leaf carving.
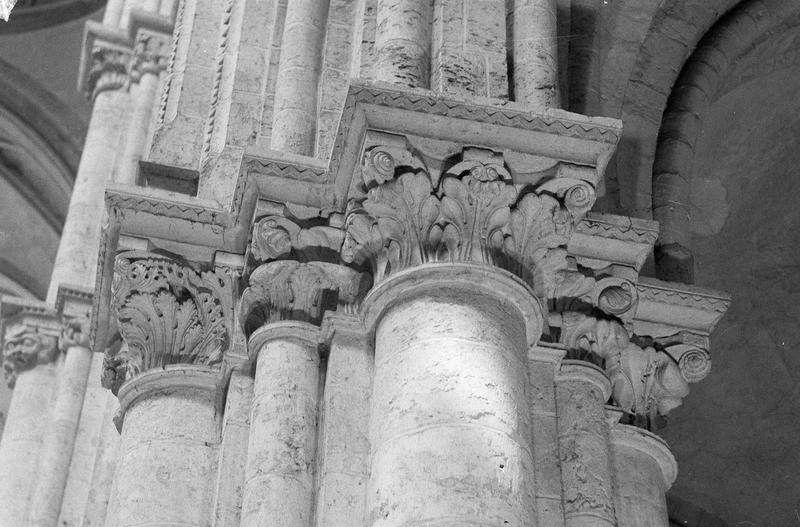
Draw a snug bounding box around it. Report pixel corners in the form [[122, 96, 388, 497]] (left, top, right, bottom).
[[239, 260, 369, 336], [130, 30, 171, 79], [439, 159, 515, 264], [342, 146, 593, 288], [104, 252, 233, 394], [87, 44, 131, 97], [503, 194, 572, 296], [560, 312, 689, 430]]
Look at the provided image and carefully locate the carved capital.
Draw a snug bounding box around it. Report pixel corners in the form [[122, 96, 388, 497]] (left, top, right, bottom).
[[250, 215, 344, 264], [1, 298, 60, 388], [59, 317, 91, 352], [130, 29, 170, 79], [55, 284, 94, 352], [79, 14, 175, 99], [239, 260, 369, 336], [103, 252, 234, 394], [654, 331, 712, 383], [560, 312, 690, 430], [342, 146, 591, 288], [87, 44, 131, 97]]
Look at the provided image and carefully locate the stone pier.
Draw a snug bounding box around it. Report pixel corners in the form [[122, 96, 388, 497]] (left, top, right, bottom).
[[0, 3, 731, 525]]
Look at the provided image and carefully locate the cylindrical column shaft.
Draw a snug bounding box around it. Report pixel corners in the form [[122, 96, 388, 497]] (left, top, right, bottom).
[[212, 368, 253, 526], [0, 365, 56, 527], [105, 366, 220, 527], [367, 285, 536, 526], [315, 313, 373, 527], [26, 346, 92, 527], [117, 72, 161, 184], [46, 88, 128, 303], [103, 0, 125, 27], [556, 361, 617, 527], [610, 425, 676, 527], [241, 323, 320, 527], [63, 353, 121, 527], [508, 0, 560, 107], [270, 0, 330, 155], [374, 0, 433, 88]]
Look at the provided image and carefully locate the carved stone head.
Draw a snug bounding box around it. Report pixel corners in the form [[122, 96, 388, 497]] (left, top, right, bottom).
[[3, 325, 58, 387]]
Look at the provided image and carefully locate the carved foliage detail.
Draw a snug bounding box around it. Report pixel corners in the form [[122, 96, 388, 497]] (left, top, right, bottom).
[[342, 147, 590, 285], [104, 253, 233, 393], [560, 312, 690, 430], [239, 260, 367, 335], [130, 30, 171, 78], [88, 45, 130, 96]]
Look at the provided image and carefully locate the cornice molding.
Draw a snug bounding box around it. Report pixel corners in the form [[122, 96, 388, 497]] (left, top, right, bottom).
[[634, 277, 731, 337], [239, 260, 369, 337], [341, 82, 622, 144]]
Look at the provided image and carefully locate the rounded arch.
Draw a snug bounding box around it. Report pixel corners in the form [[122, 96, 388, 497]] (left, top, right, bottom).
[[650, 0, 800, 281], [0, 57, 86, 298], [0, 0, 104, 34], [604, 0, 739, 220]]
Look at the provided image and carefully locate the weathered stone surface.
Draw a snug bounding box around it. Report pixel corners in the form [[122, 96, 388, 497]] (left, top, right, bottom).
[[241, 323, 320, 527], [556, 361, 616, 526], [611, 424, 676, 527], [0, 1, 755, 525], [104, 251, 235, 393], [105, 366, 221, 527], [365, 268, 537, 526]]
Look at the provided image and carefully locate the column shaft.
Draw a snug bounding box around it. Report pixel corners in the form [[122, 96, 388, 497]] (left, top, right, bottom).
[[241, 324, 320, 527], [508, 0, 560, 107], [212, 369, 253, 526], [26, 346, 92, 527], [374, 0, 433, 88], [556, 361, 617, 527], [315, 314, 373, 527], [271, 0, 330, 155], [117, 72, 161, 184], [79, 390, 121, 526], [103, 0, 125, 26], [46, 88, 128, 302], [62, 353, 120, 526], [0, 365, 56, 527], [367, 288, 536, 526], [105, 366, 220, 527], [610, 425, 676, 527], [527, 345, 566, 527], [431, 0, 509, 98]]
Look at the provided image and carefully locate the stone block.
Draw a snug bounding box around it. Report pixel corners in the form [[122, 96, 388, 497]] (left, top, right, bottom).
[[465, 0, 506, 54], [324, 22, 355, 69], [536, 495, 565, 527], [433, 48, 486, 96], [528, 359, 557, 414], [315, 472, 368, 526], [235, 43, 269, 95], [532, 413, 562, 497]]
